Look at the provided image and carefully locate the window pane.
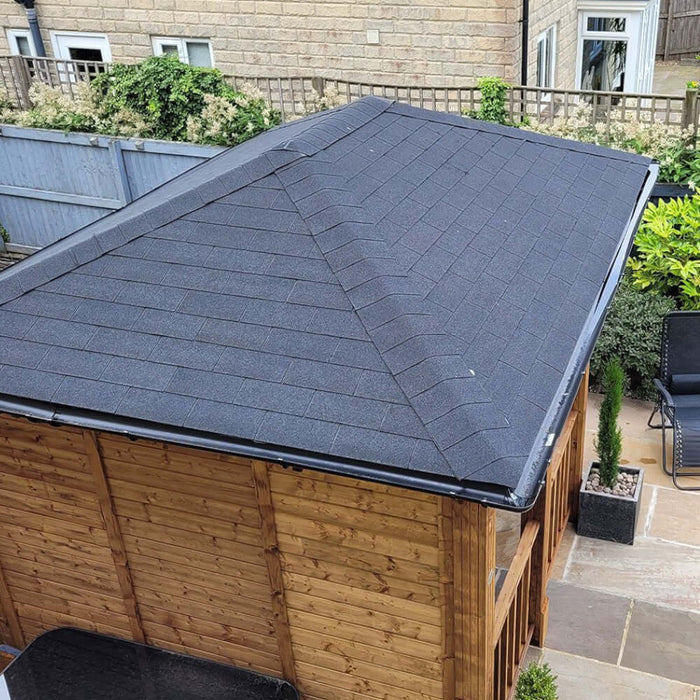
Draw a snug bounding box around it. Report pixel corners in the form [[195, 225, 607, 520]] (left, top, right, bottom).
[[581, 39, 627, 91], [186, 42, 212, 67], [16, 36, 31, 55], [537, 39, 545, 86], [68, 47, 104, 62], [586, 17, 626, 32], [160, 44, 180, 57]]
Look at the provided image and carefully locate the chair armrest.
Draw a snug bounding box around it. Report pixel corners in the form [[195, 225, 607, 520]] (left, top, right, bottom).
[[653, 378, 675, 408]]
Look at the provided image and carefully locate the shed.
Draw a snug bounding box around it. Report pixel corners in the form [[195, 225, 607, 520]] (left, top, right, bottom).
[[0, 97, 655, 699]]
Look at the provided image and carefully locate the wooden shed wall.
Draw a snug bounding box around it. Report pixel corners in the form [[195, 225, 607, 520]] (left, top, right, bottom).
[[0, 413, 457, 700]]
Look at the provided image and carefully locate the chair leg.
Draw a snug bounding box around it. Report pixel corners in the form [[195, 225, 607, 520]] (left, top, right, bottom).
[[671, 422, 700, 491], [648, 402, 664, 429], [661, 412, 671, 476]]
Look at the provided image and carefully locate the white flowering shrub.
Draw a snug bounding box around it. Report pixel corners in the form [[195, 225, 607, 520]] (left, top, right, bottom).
[[0, 82, 151, 138], [0, 58, 280, 147], [306, 85, 344, 114], [524, 103, 699, 184], [186, 85, 279, 146]]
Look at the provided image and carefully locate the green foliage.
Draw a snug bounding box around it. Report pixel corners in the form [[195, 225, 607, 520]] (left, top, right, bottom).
[[656, 142, 700, 185], [185, 91, 278, 146], [596, 357, 624, 488], [627, 193, 700, 310], [515, 662, 558, 700], [465, 77, 517, 127], [0, 222, 9, 244], [0, 57, 279, 147], [92, 55, 269, 141], [591, 281, 676, 400]]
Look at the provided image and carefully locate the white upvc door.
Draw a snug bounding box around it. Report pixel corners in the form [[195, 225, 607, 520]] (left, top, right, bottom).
[[576, 1, 659, 93]]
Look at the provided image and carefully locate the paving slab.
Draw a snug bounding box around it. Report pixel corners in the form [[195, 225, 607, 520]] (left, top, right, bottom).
[[537, 648, 696, 700], [622, 601, 700, 687], [648, 488, 700, 548], [565, 535, 700, 612], [545, 580, 630, 663], [549, 523, 575, 581]]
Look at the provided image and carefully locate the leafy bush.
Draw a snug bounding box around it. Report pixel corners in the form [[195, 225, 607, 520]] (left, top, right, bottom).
[[465, 77, 518, 126], [596, 357, 624, 488], [515, 662, 558, 700], [591, 281, 675, 399], [0, 222, 9, 244], [0, 57, 280, 147], [628, 192, 700, 309], [91, 55, 279, 142]]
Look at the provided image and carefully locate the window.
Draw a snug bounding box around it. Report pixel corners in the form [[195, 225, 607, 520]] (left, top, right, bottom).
[[152, 37, 213, 67], [576, 9, 646, 93], [536, 25, 556, 90], [6, 28, 35, 56], [50, 31, 112, 63], [49, 32, 110, 81]]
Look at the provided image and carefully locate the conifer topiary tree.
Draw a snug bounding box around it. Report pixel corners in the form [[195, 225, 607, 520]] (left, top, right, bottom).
[[596, 357, 624, 488]]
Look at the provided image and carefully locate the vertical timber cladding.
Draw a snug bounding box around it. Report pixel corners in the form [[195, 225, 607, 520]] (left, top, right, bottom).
[[0, 413, 476, 699], [0, 416, 133, 643]]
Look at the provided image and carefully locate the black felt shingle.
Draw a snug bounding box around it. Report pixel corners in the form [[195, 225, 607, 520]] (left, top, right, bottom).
[[0, 97, 653, 501]]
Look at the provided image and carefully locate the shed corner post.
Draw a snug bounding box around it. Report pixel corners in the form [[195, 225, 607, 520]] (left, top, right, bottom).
[[569, 365, 590, 523], [251, 460, 298, 687], [451, 498, 496, 700]]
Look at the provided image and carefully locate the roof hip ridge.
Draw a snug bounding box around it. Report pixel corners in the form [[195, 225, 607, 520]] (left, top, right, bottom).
[[284, 172, 510, 480]]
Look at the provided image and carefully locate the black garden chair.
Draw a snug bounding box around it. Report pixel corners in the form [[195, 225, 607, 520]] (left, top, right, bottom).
[[648, 311, 700, 490]]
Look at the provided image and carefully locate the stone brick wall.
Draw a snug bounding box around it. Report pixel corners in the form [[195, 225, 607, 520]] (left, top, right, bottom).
[[0, 0, 530, 86], [527, 0, 579, 89]]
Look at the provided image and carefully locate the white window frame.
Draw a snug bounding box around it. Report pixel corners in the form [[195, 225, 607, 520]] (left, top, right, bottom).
[[536, 24, 557, 94], [50, 31, 112, 63], [152, 37, 214, 67], [575, 3, 645, 93], [6, 28, 36, 56]]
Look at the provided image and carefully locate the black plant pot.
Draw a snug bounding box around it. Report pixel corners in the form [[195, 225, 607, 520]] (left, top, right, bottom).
[[650, 182, 694, 205], [577, 462, 644, 545]]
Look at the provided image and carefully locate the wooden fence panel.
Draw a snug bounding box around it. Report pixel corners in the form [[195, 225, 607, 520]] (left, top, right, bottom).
[[0, 126, 223, 248], [658, 0, 700, 59]]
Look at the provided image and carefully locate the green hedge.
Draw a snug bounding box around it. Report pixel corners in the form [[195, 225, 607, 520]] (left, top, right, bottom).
[[591, 281, 676, 400]]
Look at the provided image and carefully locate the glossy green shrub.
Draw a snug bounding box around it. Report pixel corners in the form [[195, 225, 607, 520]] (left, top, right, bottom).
[[628, 193, 700, 310], [591, 281, 675, 399], [515, 662, 558, 700]]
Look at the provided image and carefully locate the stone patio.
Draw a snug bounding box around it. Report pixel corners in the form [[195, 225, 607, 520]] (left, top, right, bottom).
[[653, 60, 699, 95], [499, 393, 700, 698]]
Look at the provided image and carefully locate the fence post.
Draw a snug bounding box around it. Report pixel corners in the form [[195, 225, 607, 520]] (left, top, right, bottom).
[[108, 139, 133, 206], [682, 87, 699, 141], [663, 0, 676, 61], [311, 76, 325, 98], [10, 56, 31, 110]]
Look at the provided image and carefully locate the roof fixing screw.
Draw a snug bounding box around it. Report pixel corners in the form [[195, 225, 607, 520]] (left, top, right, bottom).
[[88, 135, 98, 146], [134, 140, 145, 151]]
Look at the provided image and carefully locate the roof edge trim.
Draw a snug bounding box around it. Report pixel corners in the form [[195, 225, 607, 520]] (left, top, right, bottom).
[[511, 161, 659, 511], [0, 393, 525, 510]]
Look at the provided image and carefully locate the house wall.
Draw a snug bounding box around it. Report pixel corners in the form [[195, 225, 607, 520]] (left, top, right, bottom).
[[0, 0, 523, 85], [527, 0, 579, 89], [0, 413, 467, 699]]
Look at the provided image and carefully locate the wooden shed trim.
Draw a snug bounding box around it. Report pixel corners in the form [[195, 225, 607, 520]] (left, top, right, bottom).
[[0, 557, 24, 648], [82, 429, 146, 644], [252, 460, 298, 685]]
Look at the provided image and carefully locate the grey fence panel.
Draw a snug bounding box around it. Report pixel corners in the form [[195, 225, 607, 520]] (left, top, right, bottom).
[[120, 141, 223, 200], [0, 126, 222, 248]]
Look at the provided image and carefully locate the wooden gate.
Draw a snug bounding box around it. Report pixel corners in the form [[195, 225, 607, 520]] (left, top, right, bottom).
[[658, 0, 700, 59]]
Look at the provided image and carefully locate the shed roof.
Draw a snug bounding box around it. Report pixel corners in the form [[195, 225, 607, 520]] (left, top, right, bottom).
[[0, 97, 655, 508]]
